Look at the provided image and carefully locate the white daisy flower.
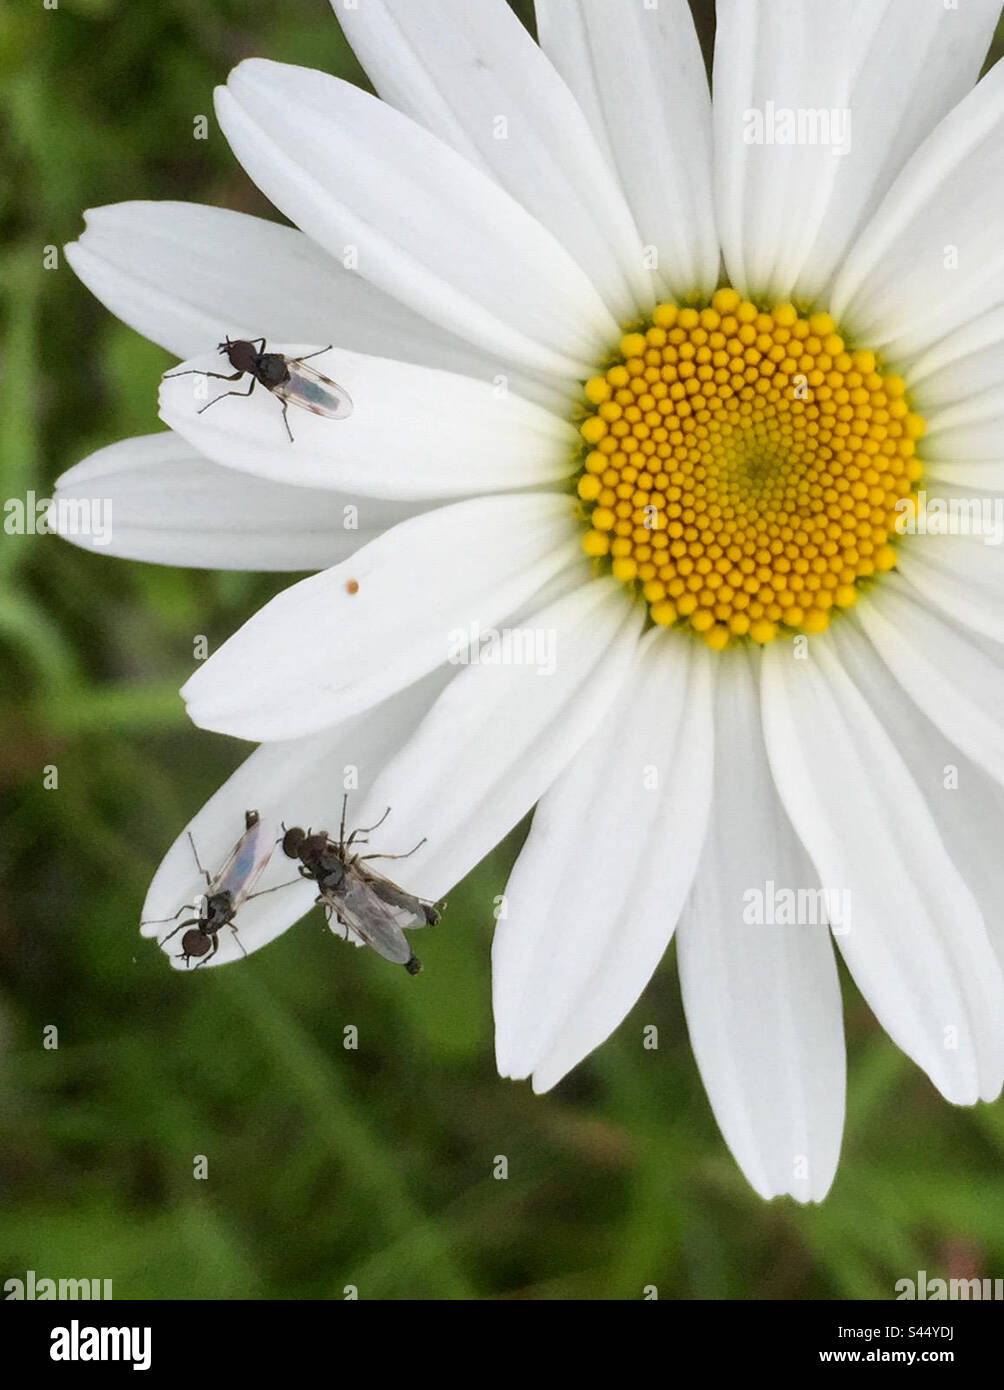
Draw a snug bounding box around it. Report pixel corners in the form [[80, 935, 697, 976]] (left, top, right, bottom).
[[55, 0, 1004, 1203]]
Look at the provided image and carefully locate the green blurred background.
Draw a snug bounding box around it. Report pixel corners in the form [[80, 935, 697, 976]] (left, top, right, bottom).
[[2, 0, 1003, 1301]]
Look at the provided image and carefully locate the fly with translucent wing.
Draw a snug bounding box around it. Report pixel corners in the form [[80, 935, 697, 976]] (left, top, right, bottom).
[[164, 337, 353, 442], [283, 801, 440, 976], [145, 809, 279, 966]]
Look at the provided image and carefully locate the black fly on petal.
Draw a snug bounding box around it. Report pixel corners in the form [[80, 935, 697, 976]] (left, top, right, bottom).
[[283, 799, 440, 976], [164, 337, 354, 442], [143, 809, 281, 967]]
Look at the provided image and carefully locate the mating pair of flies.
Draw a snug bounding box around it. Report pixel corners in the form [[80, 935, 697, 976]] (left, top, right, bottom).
[[165, 338, 353, 443], [149, 802, 439, 976]]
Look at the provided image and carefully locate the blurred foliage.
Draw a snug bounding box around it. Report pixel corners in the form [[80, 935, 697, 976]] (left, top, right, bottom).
[[1, 0, 1004, 1302]]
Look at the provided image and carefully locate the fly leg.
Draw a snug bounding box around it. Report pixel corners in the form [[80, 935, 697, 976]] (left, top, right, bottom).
[[358, 836, 426, 863], [246, 879, 301, 899], [162, 368, 245, 381], [155, 913, 200, 947], [345, 806, 392, 850], [142, 902, 194, 928], [292, 345, 333, 363], [186, 831, 212, 889], [320, 901, 354, 945], [199, 377, 256, 415]]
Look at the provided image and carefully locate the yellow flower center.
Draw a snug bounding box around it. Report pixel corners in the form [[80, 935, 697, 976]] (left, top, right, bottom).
[[576, 288, 925, 649]]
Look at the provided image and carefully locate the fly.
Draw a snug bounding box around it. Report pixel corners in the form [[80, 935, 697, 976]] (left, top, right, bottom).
[[164, 337, 353, 442], [147, 810, 278, 966], [282, 800, 439, 976]]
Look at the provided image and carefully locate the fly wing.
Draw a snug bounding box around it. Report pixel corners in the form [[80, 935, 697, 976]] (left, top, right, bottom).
[[321, 870, 417, 966], [212, 812, 276, 908], [354, 861, 439, 926], [274, 360, 353, 420]]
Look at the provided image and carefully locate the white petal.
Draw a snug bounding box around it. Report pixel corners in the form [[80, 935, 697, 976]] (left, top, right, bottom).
[[141, 673, 445, 969], [353, 577, 645, 901], [677, 648, 845, 1204], [335, 0, 651, 316], [182, 493, 582, 741], [896, 532, 1004, 645], [713, 0, 999, 303], [492, 628, 713, 1091], [536, 0, 718, 301], [805, 0, 1001, 299], [922, 462, 1004, 490], [829, 618, 1004, 977], [856, 579, 1004, 787], [761, 637, 1004, 1104], [50, 432, 418, 570], [216, 60, 618, 379], [713, 0, 853, 299], [918, 315, 1004, 463], [908, 307, 1004, 486], [921, 412, 1004, 475], [831, 57, 1004, 362], [910, 301, 1004, 420], [65, 201, 567, 414], [158, 343, 576, 500]]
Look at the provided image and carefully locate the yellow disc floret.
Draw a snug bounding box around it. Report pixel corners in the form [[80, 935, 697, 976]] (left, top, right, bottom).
[[576, 289, 924, 649]]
